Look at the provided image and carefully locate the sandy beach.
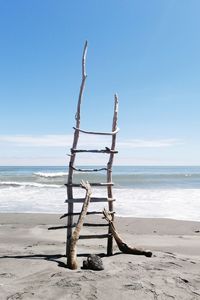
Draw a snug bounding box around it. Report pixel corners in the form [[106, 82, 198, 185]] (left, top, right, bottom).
[[0, 213, 200, 299]]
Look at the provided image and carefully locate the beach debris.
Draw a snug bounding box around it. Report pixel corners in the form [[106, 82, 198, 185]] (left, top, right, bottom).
[[82, 255, 104, 271], [103, 208, 152, 257], [179, 277, 189, 283], [67, 181, 92, 270]]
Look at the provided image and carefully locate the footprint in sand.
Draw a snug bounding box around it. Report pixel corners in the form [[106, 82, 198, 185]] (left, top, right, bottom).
[[124, 282, 143, 290], [7, 291, 34, 300], [0, 273, 15, 279]]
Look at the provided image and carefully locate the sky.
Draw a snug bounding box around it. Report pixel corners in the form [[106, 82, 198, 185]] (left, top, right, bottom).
[[0, 0, 200, 166]]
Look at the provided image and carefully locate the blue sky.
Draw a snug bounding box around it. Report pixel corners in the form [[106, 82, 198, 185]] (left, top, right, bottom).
[[0, 0, 200, 165]]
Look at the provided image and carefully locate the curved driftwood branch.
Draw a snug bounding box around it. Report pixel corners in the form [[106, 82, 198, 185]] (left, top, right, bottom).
[[103, 209, 152, 257], [67, 181, 92, 269]]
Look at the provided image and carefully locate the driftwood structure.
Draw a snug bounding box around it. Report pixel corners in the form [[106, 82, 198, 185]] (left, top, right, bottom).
[[64, 41, 119, 258], [48, 42, 152, 269]]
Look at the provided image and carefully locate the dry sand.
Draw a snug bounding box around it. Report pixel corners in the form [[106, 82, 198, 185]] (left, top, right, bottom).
[[0, 213, 200, 299]]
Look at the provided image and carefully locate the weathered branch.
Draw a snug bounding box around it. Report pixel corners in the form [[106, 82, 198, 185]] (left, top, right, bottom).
[[79, 234, 111, 239], [71, 148, 118, 154], [48, 223, 108, 230], [107, 94, 119, 255], [75, 41, 88, 124], [69, 163, 107, 172], [103, 209, 152, 257], [60, 210, 114, 219], [65, 197, 115, 203], [66, 41, 88, 256], [67, 181, 92, 269], [73, 126, 120, 135], [65, 182, 114, 187]]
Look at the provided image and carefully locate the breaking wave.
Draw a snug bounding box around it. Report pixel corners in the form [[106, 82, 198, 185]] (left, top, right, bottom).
[[33, 172, 68, 178], [0, 181, 61, 188]]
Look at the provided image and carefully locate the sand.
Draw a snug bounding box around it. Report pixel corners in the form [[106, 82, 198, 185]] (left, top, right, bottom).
[[0, 213, 200, 300]]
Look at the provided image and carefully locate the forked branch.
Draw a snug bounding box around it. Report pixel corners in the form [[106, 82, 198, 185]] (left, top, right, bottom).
[[67, 181, 92, 269]]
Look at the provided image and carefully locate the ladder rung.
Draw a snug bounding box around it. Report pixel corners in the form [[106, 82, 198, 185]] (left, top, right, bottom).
[[79, 234, 112, 239], [60, 211, 115, 219], [48, 224, 76, 230], [71, 148, 118, 154], [48, 223, 109, 230], [83, 223, 109, 227], [73, 127, 120, 136], [65, 197, 115, 203], [65, 182, 114, 187], [69, 165, 107, 172]]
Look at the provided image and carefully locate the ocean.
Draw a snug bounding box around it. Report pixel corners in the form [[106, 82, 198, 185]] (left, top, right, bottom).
[[0, 166, 200, 221]]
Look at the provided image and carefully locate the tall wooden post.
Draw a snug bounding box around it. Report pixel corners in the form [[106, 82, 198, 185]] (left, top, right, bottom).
[[107, 94, 119, 255], [66, 41, 88, 257]]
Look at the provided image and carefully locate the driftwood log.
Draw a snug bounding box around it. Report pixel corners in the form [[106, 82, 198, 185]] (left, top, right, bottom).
[[103, 209, 152, 257], [67, 181, 92, 269]]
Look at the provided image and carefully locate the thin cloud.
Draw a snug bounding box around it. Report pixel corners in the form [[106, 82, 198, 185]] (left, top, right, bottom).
[[0, 135, 72, 147], [0, 135, 182, 149], [118, 139, 182, 148], [0, 134, 110, 148]]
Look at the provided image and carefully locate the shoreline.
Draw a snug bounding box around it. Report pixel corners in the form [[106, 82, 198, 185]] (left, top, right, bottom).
[[0, 213, 200, 299]]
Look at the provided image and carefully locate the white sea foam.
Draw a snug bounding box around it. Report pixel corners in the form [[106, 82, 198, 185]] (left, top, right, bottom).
[[0, 185, 200, 221], [0, 181, 61, 188], [34, 172, 68, 178], [114, 188, 200, 221]]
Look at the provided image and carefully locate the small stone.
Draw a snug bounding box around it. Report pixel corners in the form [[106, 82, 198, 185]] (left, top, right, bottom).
[[82, 255, 104, 271]]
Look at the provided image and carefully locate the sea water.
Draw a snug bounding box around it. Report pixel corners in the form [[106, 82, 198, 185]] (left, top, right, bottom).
[[0, 166, 200, 221]]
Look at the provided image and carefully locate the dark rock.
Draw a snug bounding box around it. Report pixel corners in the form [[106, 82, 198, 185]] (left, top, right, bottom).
[[82, 255, 104, 271]]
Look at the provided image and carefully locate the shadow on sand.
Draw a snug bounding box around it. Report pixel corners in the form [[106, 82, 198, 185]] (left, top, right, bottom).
[[0, 252, 121, 269]]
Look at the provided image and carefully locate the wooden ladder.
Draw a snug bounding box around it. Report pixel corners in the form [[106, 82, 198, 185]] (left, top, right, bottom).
[[65, 41, 119, 256]]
